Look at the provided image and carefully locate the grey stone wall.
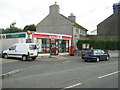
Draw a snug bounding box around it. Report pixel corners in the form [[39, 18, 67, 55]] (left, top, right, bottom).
[[97, 14, 118, 36], [36, 14, 73, 35], [88, 13, 119, 40], [108, 50, 119, 57]]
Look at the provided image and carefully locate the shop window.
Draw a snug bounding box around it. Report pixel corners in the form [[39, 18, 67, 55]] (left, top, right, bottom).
[[61, 40, 69, 52], [42, 39, 50, 53], [46, 39, 50, 53], [58, 40, 62, 53], [36, 39, 42, 54]]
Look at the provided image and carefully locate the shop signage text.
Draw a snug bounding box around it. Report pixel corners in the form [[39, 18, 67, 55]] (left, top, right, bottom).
[[5, 33, 26, 39], [33, 34, 71, 40]]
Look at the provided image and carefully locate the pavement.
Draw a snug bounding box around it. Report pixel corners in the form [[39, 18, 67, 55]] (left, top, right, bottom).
[[0, 55, 80, 64], [38, 55, 81, 61]]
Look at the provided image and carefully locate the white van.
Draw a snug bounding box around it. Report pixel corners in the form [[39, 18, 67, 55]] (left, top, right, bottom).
[[3, 43, 38, 61]]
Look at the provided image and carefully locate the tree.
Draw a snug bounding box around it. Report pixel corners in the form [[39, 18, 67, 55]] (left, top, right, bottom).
[[0, 28, 4, 34], [2, 27, 22, 34], [23, 24, 36, 32], [0, 22, 23, 34]]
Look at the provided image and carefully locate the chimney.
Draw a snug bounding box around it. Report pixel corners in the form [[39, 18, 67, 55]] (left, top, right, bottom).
[[49, 2, 60, 14], [68, 13, 76, 22], [113, 2, 120, 13]]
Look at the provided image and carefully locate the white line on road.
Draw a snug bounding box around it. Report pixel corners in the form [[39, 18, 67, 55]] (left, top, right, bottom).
[[64, 83, 82, 89], [98, 71, 120, 79]]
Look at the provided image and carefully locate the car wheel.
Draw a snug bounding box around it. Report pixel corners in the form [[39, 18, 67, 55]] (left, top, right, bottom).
[[4, 54, 8, 59], [85, 59, 88, 62], [96, 58, 100, 62], [22, 55, 27, 61]]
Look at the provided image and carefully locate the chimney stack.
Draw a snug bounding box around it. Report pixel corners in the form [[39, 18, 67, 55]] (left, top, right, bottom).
[[68, 13, 76, 22], [49, 2, 60, 14], [113, 2, 120, 13]]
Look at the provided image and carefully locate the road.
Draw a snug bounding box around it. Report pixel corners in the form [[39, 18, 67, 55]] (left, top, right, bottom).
[[1, 56, 119, 89]]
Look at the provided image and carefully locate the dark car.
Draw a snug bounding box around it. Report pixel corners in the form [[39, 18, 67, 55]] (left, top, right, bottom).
[[81, 49, 110, 62]]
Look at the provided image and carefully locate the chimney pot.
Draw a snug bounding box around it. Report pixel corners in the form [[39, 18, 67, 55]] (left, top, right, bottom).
[[68, 13, 76, 22]]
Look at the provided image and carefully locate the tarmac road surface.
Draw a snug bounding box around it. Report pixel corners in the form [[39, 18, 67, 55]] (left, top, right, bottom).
[[1, 56, 119, 89]]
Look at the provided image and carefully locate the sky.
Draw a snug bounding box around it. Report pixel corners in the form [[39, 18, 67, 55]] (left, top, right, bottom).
[[0, 0, 119, 33]]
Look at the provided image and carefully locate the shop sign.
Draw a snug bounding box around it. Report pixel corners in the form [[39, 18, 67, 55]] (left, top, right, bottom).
[[2, 35, 6, 39], [33, 34, 72, 40], [6, 33, 26, 39], [62, 36, 72, 40], [26, 30, 32, 40], [33, 34, 58, 39]]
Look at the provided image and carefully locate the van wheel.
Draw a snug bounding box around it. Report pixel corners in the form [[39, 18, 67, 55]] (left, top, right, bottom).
[[4, 54, 8, 59], [96, 58, 100, 62], [22, 56, 27, 61], [32, 57, 36, 60]]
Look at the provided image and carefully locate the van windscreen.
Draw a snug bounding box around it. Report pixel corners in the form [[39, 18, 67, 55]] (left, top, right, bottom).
[[29, 44, 37, 50]]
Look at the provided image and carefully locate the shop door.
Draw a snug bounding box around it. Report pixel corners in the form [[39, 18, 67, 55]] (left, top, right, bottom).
[[50, 39, 59, 55]]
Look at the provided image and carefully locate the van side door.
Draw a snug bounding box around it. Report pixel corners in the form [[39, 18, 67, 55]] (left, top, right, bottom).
[[7, 45, 17, 57]]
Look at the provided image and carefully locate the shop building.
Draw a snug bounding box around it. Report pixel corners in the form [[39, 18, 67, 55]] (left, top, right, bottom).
[[0, 32, 72, 56], [36, 2, 88, 50]]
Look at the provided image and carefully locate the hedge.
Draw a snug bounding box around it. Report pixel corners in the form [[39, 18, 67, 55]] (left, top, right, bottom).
[[77, 40, 120, 50]]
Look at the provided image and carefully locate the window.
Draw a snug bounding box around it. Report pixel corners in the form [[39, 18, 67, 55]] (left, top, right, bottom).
[[61, 40, 69, 52], [100, 50, 105, 54], [42, 39, 50, 53], [94, 50, 104, 54], [76, 28, 79, 34], [10, 45, 16, 50], [29, 44, 37, 50], [83, 50, 93, 54]]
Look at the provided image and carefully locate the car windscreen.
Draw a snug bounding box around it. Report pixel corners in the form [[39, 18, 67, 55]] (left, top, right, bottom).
[[29, 44, 37, 50], [83, 50, 93, 54]]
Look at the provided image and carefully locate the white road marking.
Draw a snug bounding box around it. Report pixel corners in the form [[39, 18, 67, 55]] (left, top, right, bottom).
[[98, 71, 119, 79], [64, 83, 82, 89]]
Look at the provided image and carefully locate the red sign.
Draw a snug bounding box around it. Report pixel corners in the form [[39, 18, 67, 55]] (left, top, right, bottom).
[[27, 30, 32, 35], [62, 36, 72, 40], [33, 34, 58, 39], [33, 34, 72, 40]]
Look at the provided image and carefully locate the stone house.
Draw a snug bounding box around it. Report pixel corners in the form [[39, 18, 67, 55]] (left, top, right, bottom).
[[36, 2, 89, 49], [87, 1, 120, 40]]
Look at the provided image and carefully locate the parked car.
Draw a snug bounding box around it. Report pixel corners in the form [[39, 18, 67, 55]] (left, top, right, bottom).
[[2, 43, 38, 61], [81, 49, 110, 62]]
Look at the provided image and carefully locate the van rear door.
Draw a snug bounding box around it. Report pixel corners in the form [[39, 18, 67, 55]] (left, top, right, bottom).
[[29, 44, 38, 56]]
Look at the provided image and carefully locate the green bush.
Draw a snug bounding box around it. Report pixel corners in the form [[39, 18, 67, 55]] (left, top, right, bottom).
[[77, 40, 120, 50]]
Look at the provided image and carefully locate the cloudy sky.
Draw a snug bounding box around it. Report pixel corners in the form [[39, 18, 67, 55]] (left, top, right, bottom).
[[0, 0, 119, 33]]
